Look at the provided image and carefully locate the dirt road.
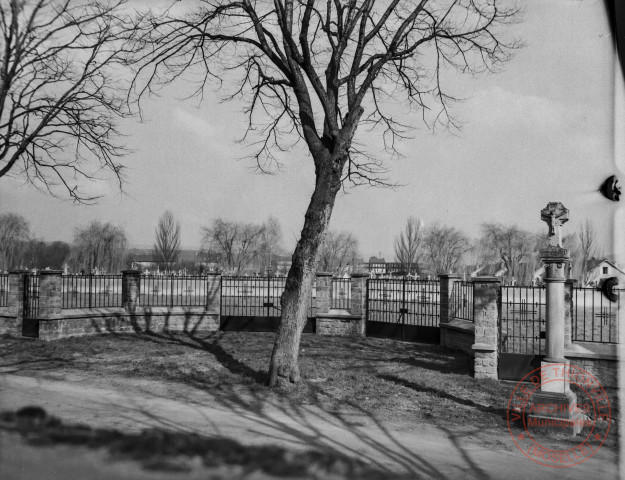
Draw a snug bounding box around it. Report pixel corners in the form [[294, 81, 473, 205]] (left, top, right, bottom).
[[0, 372, 619, 479]]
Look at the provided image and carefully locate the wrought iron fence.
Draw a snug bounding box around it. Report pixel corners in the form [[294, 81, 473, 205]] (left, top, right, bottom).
[[140, 275, 210, 307], [367, 278, 440, 326], [0, 274, 8, 307], [220, 276, 317, 318], [331, 277, 351, 309], [499, 286, 546, 355], [572, 287, 621, 344], [450, 281, 474, 321], [62, 275, 122, 309]]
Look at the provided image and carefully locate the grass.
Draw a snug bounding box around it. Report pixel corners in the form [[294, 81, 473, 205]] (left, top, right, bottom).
[[0, 331, 619, 453]]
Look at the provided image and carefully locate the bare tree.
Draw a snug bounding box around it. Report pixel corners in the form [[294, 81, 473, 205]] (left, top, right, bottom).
[[259, 216, 283, 274], [153, 210, 181, 270], [480, 223, 535, 282], [68, 221, 127, 273], [422, 224, 470, 274], [202, 218, 265, 274], [0, 0, 137, 202], [577, 220, 599, 284], [132, 1, 519, 386], [318, 230, 359, 274], [0, 212, 30, 270], [394, 217, 423, 275]]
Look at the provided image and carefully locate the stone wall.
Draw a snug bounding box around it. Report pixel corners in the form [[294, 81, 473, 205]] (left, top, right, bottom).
[[0, 314, 20, 336], [440, 320, 474, 353], [38, 307, 219, 341], [316, 314, 363, 336], [566, 357, 618, 389]]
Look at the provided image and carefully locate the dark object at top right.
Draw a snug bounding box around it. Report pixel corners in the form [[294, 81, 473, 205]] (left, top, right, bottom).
[[600, 176, 621, 201]]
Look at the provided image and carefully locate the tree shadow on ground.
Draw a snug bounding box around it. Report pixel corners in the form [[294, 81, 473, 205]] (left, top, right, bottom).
[[377, 374, 508, 419], [0, 407, 392, 479]]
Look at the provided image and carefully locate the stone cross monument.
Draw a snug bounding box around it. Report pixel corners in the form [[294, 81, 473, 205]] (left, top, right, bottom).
[[528, 202, 582, 435], [541, 202, 568, 247]]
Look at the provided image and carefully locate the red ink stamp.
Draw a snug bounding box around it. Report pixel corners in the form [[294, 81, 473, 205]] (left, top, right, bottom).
[[507, 363, 611, 468]]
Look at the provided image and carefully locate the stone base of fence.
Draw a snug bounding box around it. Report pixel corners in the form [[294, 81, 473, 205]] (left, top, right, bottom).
[[316, 313, 364, 336], [440, 320, 475, 353], [0, 314, 21, 336], [564, 341, 618, 388], [38, 307, 219, 341]]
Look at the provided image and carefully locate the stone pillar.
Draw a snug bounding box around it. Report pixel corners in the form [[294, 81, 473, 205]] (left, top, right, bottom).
[[527, 202, 581, 435], [38, 270, 63, 318], [564, 279, 576, 349], [350, 273, 367, 316], [205, 272, 221, 316], [315, 273, 332, 315], [5, 270, 28, 317], [122, 269, 141, 313], [350, 273, 368, 335], [1, 270, 28, 335], [439, 274, 461, 324], [543, 254, 569, 364], [471, 277, 501, 379]]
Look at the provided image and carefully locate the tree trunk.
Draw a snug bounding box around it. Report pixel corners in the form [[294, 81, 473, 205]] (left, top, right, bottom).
[[268, 164, 341, 387]]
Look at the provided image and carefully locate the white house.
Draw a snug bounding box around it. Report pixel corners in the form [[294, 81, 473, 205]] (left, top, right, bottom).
[[584, 260, 625, 287]]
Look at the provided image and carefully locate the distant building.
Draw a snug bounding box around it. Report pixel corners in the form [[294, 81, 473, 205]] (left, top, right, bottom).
[[367, 257, 386, 275], [584, 259, 625, 287]]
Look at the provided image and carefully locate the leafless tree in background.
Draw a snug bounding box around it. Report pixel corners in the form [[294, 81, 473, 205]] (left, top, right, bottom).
[[577, 219, 600, 284], [480, 223, 534, 283], [153, 210, 181, 270], [0, 0, 136, 202], [422, 224, 470, 274], [131, 0, 519, 386], [259, 216, 283, 274], [68, 221, 127, 273], [202, 218, 265, 274], [318, 230, 359, 274], [0, 212, 30, 270], [394, 217, 423, 275]]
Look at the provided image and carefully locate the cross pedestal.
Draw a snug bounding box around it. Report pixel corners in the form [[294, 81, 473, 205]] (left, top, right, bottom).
[[527, 203, 583, 435]]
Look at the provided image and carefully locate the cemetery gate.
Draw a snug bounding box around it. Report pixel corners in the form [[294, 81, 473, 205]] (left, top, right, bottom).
[[220, 276, 316, 332], [22, 273, 40, 338], [366, 278, 440, 343], [497, 286, 546, 380]]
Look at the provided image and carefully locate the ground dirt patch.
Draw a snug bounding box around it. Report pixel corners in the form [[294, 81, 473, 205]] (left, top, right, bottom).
[[0, 332, 620, 479]]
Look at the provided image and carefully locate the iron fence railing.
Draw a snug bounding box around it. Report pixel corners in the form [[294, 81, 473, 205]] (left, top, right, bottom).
[[450, 281, 474, 321], [220, 276, 317, 318], [367, 279, 440, 326], [572, 287, 621, 344], [140, 275, 211, 307], [62, 275, 123, 309], [331, 277, 351, 309], [499, 286, 546, 355], [0, 274, 8, 307]]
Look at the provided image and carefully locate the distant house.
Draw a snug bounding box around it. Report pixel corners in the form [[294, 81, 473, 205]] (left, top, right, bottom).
[[128, 251, 162, 271], [584, 259, 625, 287], [471, 263, 507, 278], [367, 257, 386, 275], [127, 248, 221, 273], [275, 255, 292, 276]]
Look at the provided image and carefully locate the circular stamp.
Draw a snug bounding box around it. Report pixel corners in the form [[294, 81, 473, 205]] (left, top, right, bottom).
[[506, 363, 611, 468]]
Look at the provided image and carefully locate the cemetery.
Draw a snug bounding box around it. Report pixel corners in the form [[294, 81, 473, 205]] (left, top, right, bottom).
[[0, 204, 619, 393], [0, 0, 621, 476]]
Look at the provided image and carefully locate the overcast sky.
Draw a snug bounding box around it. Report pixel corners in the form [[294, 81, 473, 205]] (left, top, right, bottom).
[[0, 0, 623, 261]]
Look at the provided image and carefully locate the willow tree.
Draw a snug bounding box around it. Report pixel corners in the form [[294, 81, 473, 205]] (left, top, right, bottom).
[[132, 0, 519, 387]]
